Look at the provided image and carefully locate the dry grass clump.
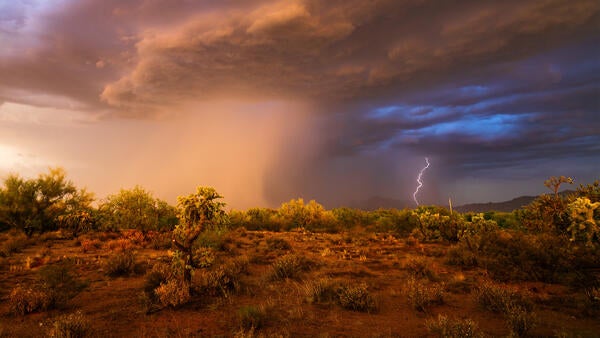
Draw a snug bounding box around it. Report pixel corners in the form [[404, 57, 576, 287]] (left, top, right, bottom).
[[265, 237, 292, 251], [303, 278, 339, 304], [47, 311, 91, 338], [9, 263, 86, 315], [475, 281, 532, 313], [141, 262, 178, 312], [79, 239, 101, 253], [155, 279, 191, 308], [404, 257, 438, 281], [337, 283, 379, 313], [268, 254, 313, 281], [104, 250, 136, 277], [106, 238, 137, 251], [504, 303, 536, 337], [426, 314, 484, 338], [8, 285, 53, 315], [302, 279, 378, 313], [237, 304, 272, 331], [405, 277, 444, 313], [475, 281, 536, 337], [198, 257, 249, 298]]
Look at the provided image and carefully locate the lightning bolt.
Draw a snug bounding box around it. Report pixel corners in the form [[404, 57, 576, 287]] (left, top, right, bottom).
[[413, 157, 430, 206]]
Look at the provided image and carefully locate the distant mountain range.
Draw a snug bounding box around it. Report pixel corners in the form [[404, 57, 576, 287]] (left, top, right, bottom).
[[350, 190, 576, 213]]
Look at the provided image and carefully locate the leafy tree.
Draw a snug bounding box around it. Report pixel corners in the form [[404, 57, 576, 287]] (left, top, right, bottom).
[[277, 198, 326, 230], [521, 176, 574, 233], [0, 168, 92, 235], [172, 187, 227, 283], [98, 186, 177, 234]]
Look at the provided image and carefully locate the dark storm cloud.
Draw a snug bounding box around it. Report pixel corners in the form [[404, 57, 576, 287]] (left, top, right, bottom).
[[1, 0, 598, 206]]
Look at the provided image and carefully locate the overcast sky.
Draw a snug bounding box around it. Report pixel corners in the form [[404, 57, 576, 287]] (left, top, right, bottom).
[[0, 0, 598, 209]]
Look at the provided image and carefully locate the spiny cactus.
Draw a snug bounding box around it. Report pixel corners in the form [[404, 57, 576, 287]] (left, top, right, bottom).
[[567, 197, 600, 247]]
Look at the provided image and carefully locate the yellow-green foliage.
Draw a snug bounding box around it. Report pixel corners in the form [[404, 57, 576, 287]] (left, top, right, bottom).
[[567, 197, 600, 247]]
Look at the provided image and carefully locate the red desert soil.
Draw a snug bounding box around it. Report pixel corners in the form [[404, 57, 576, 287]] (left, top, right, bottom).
[[1, 229, 599, 337]]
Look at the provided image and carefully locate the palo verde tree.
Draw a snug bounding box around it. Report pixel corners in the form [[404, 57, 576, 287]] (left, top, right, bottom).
[[98, 186, 177, 234], [0, 168, 93, 235], [172, 187, 227, 283]]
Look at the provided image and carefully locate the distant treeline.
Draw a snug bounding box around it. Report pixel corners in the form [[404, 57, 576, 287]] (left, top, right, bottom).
[[0, 168, 598, 247]]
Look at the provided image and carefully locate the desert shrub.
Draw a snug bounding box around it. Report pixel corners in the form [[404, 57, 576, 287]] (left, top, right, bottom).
[[446, 243, 478, 267], [404, 257, 438, 281], [405, 277, 444, 313], [140, 262, 178, 311], [475, 281, 535, 337], [411, 209, 470, 242], [426, 314, 483, 338], [505, 303, 536, 337], [450, 228, 586, 284], [475, 281, 533, 313], [104, 250, 136, 277], [48, 311, 91, 338], [369, 208, 415, 235], [268, 254, 313, 281], [337, 283, 378, 313], [238, 305, 269, 330], [199, 263, 244, 298], [302, 278, 338, 304], [196, 225, 231, 251], [149, 232, 173, 250], [266, 237, 291, 251], [106, 238, 136, 251], [199, 256, 249, 298], [8, 285, 52, 315], [192, 247, 215, 268], [582, 287, 600, 316], [155, 279, 191, 308], [38, 263, 87, 308], [0, 230, 29, 257], [79, 239, 101, 253]]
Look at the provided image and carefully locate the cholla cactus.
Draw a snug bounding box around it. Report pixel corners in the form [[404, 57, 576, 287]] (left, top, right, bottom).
[[567, 197, 600, 247]]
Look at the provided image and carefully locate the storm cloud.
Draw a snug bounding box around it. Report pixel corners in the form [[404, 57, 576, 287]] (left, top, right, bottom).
[[0, 0, 598, 207]]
